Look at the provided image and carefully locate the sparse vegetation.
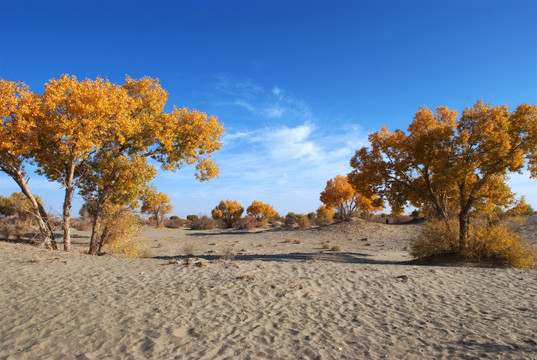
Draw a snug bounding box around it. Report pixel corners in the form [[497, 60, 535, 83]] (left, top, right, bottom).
[[189, 216, 219, 230], [234, 216, 258, 230]]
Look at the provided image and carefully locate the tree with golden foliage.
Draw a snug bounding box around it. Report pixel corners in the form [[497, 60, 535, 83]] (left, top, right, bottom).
[[141, 186, 174, 228], [29, 74, 223, 252], [212, 200, 244, 228], [348, 101, 537, 254], [316, 204, 335, 220], [320, 175, 383, 220], [246, 200, 278, 221], [0, 80, 57, 249]]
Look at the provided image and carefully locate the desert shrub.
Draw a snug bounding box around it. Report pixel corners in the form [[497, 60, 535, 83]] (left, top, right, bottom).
[[71, 217, 92, 231], [164, 218, 187, 228], [316, 217, 333, 226], [257, 217, 269, 228], [169, 215, 179, 220], [234, 216, 258, 230], [186, 214, 198, 221], [283, 216, 297, 229], [411, 217, 536, 268], [297, 215, 310, 229], [189, 215, 219, 230], [307, 212, 316, 220], [183, 242, 196, 255], [100, 205, 150, 258], [411, 209, 424, 220], [465, 223, 536, 269], [0, 218, 14, 240], [286, 212, 299, 220], [331, 245, 341, 252], [410, 218, 459, 259], [322, 242, 331, 249]]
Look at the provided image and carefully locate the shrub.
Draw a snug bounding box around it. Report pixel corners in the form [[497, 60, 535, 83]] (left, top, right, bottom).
[[283, 216, 297, 229], [164, 218, 187, 228], [322, 242, 331, 249], [297, 215, 310, 229], [307, 212, 316, 220], [234, 216, 258, 230], [410, 218, 458, 259], [169, 215, 179, 220], [465, 223, 536, 269], [189, 215, 219, 230], [186, 214, 198, 221], [71, 217, 92, 231], [411, 217, 536, 268], [331, 245, 341, 252]]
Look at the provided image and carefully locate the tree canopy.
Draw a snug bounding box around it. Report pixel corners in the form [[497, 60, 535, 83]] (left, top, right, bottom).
[[348, 101, 537, 250]]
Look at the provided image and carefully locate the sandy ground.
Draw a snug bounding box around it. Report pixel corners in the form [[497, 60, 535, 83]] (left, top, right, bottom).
[[1, 217, 536, 360]]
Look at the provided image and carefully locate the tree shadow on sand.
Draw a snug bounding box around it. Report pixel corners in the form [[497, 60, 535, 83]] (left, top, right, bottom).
[[154, 251, 430, 266]]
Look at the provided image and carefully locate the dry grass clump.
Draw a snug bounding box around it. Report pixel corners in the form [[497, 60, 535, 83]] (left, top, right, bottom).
[[183, 242, 196, 255], [411, 217, 536, 269], [331, 245, 341, 252], [294, 239, 302, 244], [189, 215, 219, 230], [108, 236, 152, 259], [321, 242, 331, 249], [284, 238, 292, 243]]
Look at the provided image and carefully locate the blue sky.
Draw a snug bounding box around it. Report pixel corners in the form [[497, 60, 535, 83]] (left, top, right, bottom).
[[1, 0, 536, 217]]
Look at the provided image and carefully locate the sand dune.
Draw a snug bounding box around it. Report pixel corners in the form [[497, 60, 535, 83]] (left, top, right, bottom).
[[1, 217, 536, 359]]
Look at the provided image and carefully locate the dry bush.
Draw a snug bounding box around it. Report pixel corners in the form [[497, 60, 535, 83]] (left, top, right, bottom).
[[0, 218, 29, 241], [164, 218, 187, 229], [283, 217, 297, 229], [331, 245, 341, 252], [183, 242, 196, 255], [411, 217, 536, 268], [71, 217, 92, 231], [257, 218, 269, 228], [101, 206, 150, 259], [189, 216, 219, 230], [0, 218, 14, 240], [465, 223, 536, 269], [322, 242, 331, 249], [284, 238, 292, 243], [297, 215, 310, 229], [410, 218, 458, 259], [234, 216, 257, 230]]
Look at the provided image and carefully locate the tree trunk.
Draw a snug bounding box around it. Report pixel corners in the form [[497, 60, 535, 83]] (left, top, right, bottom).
[[88, 214, 103, 255], [458, 212, 469, 251], [62, 162, 77, 252], [62, 187, 73, 252], [11, 169, 57, 249]]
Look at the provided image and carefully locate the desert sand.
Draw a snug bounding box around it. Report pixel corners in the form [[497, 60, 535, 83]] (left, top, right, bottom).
[[1, 217, 536, 360]]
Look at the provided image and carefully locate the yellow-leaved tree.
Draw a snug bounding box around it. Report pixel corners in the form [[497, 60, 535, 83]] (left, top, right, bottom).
[[246, 200, 278, 221], [0, 80, 57, 249], [141, 186, 174, 228], [30, 75, 224, 253], [212, 200, 244, 228], [320, 175, 383, 220], [348, 101, 537, 266]]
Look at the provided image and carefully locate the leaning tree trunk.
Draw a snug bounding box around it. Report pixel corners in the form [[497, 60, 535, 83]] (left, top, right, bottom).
[[11, 169, 57, 250]]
